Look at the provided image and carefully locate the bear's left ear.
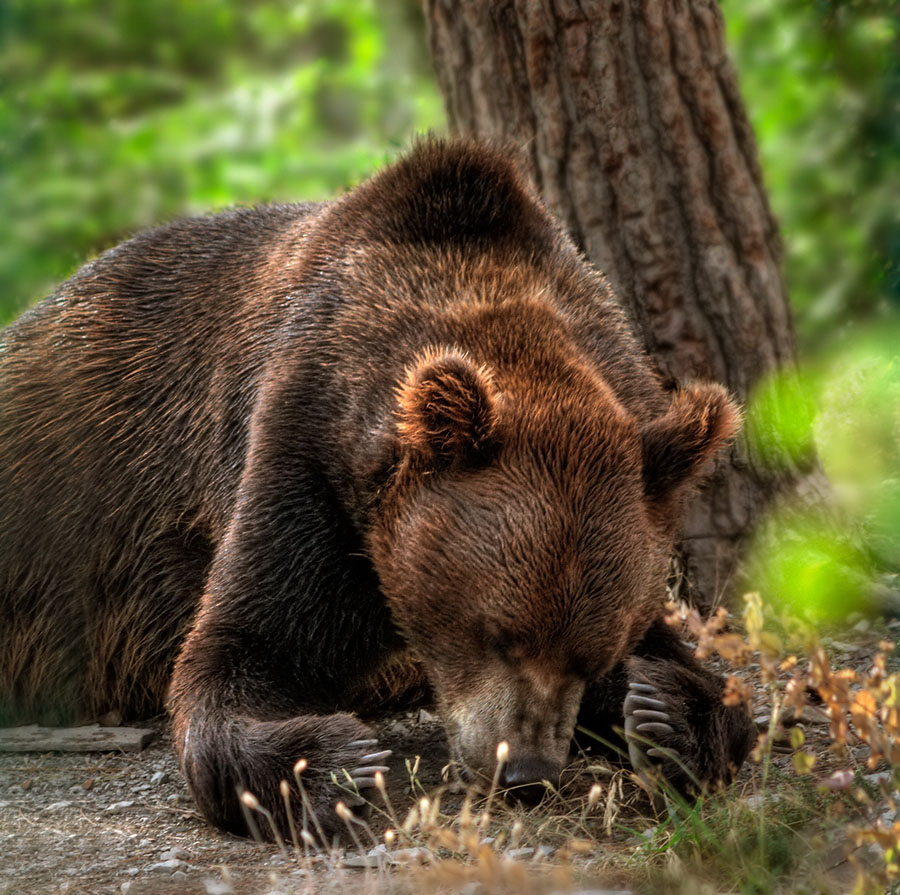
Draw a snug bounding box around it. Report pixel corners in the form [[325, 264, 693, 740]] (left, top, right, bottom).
[[641, 384, 741, 501], [396, 352, 499, 468]]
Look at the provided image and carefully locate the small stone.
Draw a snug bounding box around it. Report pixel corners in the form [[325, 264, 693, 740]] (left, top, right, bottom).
[[160, 847, 191, 861], [830, 640, 862, 653], [138, 839, 152, 848], [417, 708, 437, 723], [853, 618, 872, 634], [105, 800, 135, 814], [787, 706, 831, 726], [172, 871, 189, 881], [744, 792, 783, 809], [387, 847, 432, 864], [203, 881, 235, 895], [342, 854, 382, 868], [44, 801, 73, 812], [506, 847, 535, 859], [146, 858, 188, 873], [535, 844, 556, 858], [123, 868, 139, 876], [820, 769, 854, 790], [342, 844, 397, 868], [863, 771, 892, 787], [166, 793, 180, 803], [150, 771, 169, 785]]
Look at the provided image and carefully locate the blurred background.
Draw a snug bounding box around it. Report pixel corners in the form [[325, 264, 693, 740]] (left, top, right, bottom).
[[2, 0, 897, 350], [1, 0, 897, 609], [0, 0, 444, 324]]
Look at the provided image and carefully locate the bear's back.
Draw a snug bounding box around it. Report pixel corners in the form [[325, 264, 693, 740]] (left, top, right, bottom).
[[0, 202, 332, 722]]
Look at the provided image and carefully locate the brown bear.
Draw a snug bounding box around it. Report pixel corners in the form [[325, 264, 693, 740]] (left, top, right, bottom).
[[0, 138, 755, 839]]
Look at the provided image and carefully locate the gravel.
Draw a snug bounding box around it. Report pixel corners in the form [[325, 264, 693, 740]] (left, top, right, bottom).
[[0, 713, 449, 895]]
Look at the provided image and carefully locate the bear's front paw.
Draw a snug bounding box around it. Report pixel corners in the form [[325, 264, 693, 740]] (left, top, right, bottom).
[[622, 656, 754, 801], [623, 680, 688, 786], [177, 711, 393, 842]]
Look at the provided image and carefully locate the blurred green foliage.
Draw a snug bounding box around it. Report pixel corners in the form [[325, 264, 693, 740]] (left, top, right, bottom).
[[0, 0, 444, 322], [2, 1, 897, 348], [724, 0, 900, 614], [721, 0, 900, 349], [745, 329, 900, 619]]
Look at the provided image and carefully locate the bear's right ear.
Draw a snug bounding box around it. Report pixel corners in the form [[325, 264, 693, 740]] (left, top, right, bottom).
[[396, 352, 499, 468], [641, 384, 741, 502]]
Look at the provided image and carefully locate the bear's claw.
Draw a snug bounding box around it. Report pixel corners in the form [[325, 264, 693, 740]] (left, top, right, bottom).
[[352, 765, 391, 777], [635, 721, 675, 737], [627, 694, 668, 711], [335, 743, 392, 804], [349, 749, 392, 788], [631, 708, 672, 724], [357, 749, 392, 765], [624, 681, 682, 776], [348, 761, 391, 790]]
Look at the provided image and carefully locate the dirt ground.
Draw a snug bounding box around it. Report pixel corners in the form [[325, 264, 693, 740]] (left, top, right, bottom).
[[2, 619, 897, 895], [0, 710, 456, 895]]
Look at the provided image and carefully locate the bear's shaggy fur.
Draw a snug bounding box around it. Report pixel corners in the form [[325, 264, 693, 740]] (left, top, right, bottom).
[[0, 139, 755, 838]]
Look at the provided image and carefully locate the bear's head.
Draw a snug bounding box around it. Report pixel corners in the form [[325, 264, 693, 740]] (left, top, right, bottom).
[[369, 349, 739, 793]]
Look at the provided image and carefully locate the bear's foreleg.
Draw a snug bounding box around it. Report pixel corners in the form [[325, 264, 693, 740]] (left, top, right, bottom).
[[576, 618, 756, 797], [168, 390, 398, 842], [170, 597, 394, 843]]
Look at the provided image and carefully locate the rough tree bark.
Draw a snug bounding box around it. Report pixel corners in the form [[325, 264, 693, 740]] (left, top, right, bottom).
[[424, 0, 826, 607]]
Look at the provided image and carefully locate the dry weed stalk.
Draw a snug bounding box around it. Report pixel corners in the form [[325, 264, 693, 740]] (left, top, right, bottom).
[[669, 592, 900, 889], [233, 590, 900, 891]]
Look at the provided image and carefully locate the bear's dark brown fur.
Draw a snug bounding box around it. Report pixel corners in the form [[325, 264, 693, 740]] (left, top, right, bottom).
[[0, 139, 755, 839]]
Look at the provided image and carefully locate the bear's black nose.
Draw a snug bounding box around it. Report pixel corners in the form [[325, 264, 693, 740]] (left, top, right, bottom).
[[500, 756, 559, 804]]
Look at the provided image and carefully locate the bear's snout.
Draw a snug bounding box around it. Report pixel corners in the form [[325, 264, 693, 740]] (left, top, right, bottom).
[[500, 754, 561, 804], [440, 664, 585, 794]]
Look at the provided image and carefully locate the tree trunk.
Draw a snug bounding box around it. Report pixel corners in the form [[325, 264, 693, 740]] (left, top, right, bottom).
[[424, 0, 826, 607]]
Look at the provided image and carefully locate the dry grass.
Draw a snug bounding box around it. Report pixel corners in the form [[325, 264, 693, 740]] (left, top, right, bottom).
[[231, 593, 900, 895]]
